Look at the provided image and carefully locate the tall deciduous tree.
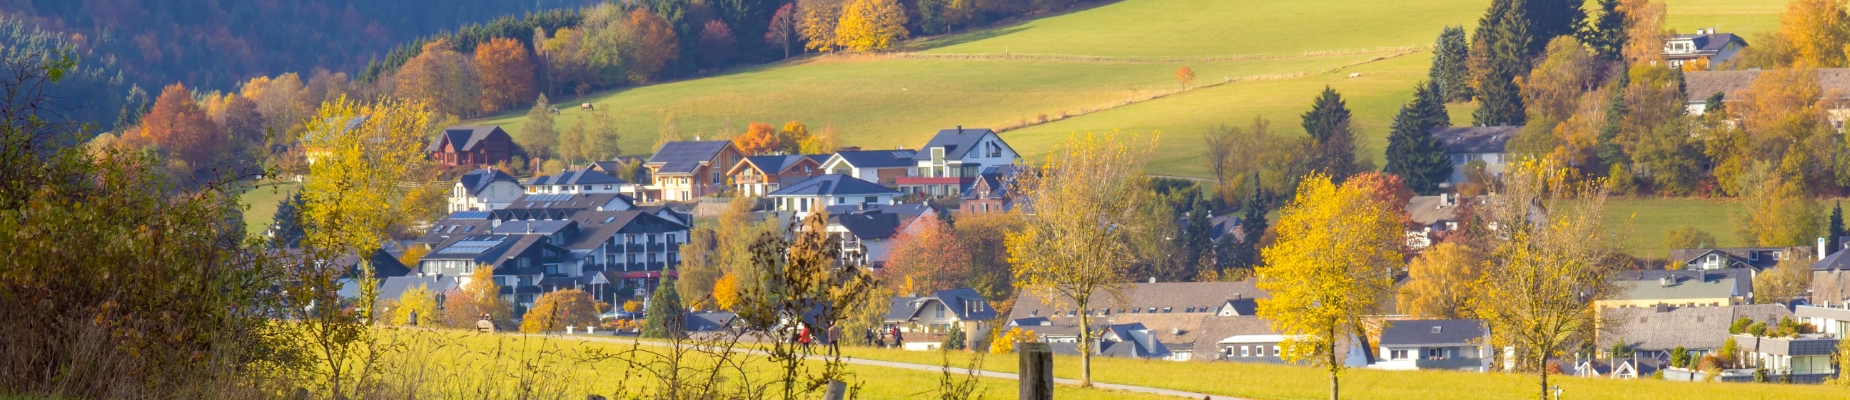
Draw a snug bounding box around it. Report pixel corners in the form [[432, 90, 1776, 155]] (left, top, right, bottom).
[[1385, 81, 1453, 194], [1780, 0, 1850, 68], [522, 94, 558, 160], [733, 122, 779, 155], [134, 83, 224, 170], [581, 109, 623, 162], [621, 9, 681, 84], [1473, 160, 1619, 400], [834, 0, 908, 52], [390, 284, 439, 326], [1175, 66, 1196, 90], [1619, 0, 1667, 63], [956, 211, 1022, 300], [1430, 25, 1473, 102], [393, 40, 483, 117], [883, 216, 971, 293], [1258, 173, 1402, 400], [1755, 258, 1813, 305], [1008, 131, 1157, 387], [798, 0, 845, 52], [777, 121, 810, 154], [474, 38, 537, 114], [767, 3, 799, 59], [698, 20, 739, 69], [1397, 242, 1483, 318], [1735, 175, 1822, 247], [676, 228, 722, 310], [799, 122, 841, 154]]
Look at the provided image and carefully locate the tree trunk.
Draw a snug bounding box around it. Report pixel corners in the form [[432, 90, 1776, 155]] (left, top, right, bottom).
[[1328, 325, 1340, 400], [1078, 300, 1093, 387], [1538, 356, 1549, 400]]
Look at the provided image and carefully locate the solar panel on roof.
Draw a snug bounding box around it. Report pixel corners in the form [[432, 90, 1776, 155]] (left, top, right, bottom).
[[451, 211, 491, 219]]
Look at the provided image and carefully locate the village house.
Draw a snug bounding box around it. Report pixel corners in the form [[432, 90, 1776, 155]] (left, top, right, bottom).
[[416, 233, 563, 314], [448, 168, 523, 213], [894, 127, 1019, 197], [1404, 194, 1465, 249], [1684, 69, 1850, 128], [1670, 246, 1813, 271], [727, 154, 826, 197], [1599, 269, 1754, 309], [1372, 319, 1492, 372], [959, 165, 1020, 215], [1431, 126, 1515, 187], [1732, 333, 1841, 383], [1807, 242, 1850, 306], [646, 141, 745, 201], [819, 150, 917, 186], [426, 125, 516, 168], [1796, 304, 1850, 338], [827, 211, 902, 270], [1599, 304, 1789, 361], [766, 174, 900, 219], [524, 168, 628, 195], [1010, 280, 1274, 361], [1662, 29, 1747, 70], [884, 288, 997, 351]]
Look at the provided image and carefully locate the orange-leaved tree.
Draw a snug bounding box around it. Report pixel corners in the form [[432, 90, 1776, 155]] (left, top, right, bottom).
[[1780, 0, 1850, 67], [1175, 66, 1195, 90], [520, 289, 601, 333], [882, 215, 970, 294], [733, 122, 779, 155], [620, 9, 679, 83], [394, 40, 482, 117], [132, 82, 224, 170], [474, 37, 537, 114]]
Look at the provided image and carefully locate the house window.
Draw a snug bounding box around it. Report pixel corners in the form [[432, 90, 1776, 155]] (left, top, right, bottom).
[[604, 184, 613, 190], [648, 253, 657, 263], [1162, 307, 1172, 313], [583, 185, 592, 190], [667, 233, 678, 244], [1391, 350, 1409, 360], [1146, 307, 1156, 313], [838, 197, 846, 204], [1255, 346, 1266, 357], [1240, 346, 1250, 357], [865, 196, 877, 203], [936, 304, 946, 318], [1427, 348, 1445, 359], [1751, 252, 1759, 261]]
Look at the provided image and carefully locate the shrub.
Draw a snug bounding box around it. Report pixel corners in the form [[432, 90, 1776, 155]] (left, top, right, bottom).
[[1730, 317, 1753, 334], [1749, 322, 1768, 337], [942, 323, 966, 351], [1671, 346, 1690, 368]]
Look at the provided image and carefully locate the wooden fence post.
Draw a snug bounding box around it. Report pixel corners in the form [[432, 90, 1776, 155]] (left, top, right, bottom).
[[823, 379, 847, 400], [1019, 342, 1052, 400]]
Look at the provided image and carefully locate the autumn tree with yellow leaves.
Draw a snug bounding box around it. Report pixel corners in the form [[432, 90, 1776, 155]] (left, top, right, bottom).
[[1472, 160, 1621, 400], [1396, 242, 1484, 319], [1256, 173, 1402, 400], [1007, 131, 1157, 387], [834, 0, 909, 52], [520, 289, 601, 333]]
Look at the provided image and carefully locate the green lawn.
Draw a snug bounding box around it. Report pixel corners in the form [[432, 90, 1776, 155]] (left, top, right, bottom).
[[1603, 197, 1748, 260], [362, 329, 1167, 399], [830, 345, 1847, 400], [235, 181, 299, 235]]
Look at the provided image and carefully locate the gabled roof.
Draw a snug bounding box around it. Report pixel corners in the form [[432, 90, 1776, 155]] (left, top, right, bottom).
[[832, 212, 902, 240], [962, 165, 1020, 200], [767, 174, 900, 197], [377, 275, 460, 303], [1604, 304, 1790, 351], [1664, 33, 1746, 57], [1430, 126, 1518, 154], [1406, 195, 1464, 226], [736, 155, 814, 175], [424, 235, 517, 262], [526, 169, 627, 186], [457, 168, 520, 196], [1684, 69, 1850, 104], [647, 141, 736, 174], [912, 128, 1006, 160], [490, 219, 576, 236], [1010, 280, 1268, 322], [1379, 319, 1485, 347], [506, 192, 635, 211], [561, 210, 690, 251], [1669, 247, 1798, 271], [829, 150, 918, 168], [425, 126, 507, 153]]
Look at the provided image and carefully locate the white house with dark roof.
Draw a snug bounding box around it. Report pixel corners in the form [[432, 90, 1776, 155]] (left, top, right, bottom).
[[819, 150, 918, 186], [449, 168, 524, 213], [524, 168, 628, 195], [766, 174, 900, 219], [827, 212, 902, 269], [1601, 304, 1790, 361], [895, 127, 1019, 197], [885, 288, 997, 351], [1431, 126, 1516, 186], [1663, 29, 1746, 70], [1373, 319, 1491, 372]]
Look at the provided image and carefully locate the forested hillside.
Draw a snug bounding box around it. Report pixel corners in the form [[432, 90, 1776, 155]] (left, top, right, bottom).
[[0, 0, 597, 90]]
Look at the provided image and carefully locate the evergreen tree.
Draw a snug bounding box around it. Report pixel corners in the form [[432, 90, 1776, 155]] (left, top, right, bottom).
[[642, 278, 686, 339], [1522, 0, 1588, 56], [1596, 75, 1628, 167], [1472, 2, 1531, 127], [1578, 0, 1626, 60], [1831, 202, 1846, 253], [1185, 197, 1214, 268], [268, 193, 307, 249], [1429, 26, 1473, 102], [1385, 81, 1454, 195], [1301, 86, 1352, 143], [1703, 92, 1727, 116], [1229, 177, 1270, 269]]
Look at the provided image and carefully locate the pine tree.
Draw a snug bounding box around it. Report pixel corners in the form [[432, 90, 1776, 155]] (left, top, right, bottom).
[[1301, 86, 1352, 143], [1429, 26, 1473, 102], [1831, 202, 1846, 253], [1472, 2, 1531, 127], [1185, 197, 1214, 270], [1522, 0, 1588, 56], [642, 278, 686, 339], [1578, 0, 1626, 60], [1385, 81, 1454, 195], [1596, 75, 1628, 167], [1229, 176, 1270, 269]]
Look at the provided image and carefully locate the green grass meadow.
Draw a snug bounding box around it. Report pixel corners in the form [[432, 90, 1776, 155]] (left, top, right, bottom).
[[236, 181, 299, 235]]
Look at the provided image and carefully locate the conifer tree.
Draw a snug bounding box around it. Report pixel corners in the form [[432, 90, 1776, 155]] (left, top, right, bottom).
[[1385, 81, 1454, 195], [1472, 2, 1531, 127], [642, 278, 686, 339], [1578, 0, 1627, 60], [1429, 26, 1473, 102], [1831, 202, 1846, 253], [1596, 75, 1628, 167], [1302, 86, 1352, 143], [1302, 87, 1361, 181], [1228, 175, 1270, 269]]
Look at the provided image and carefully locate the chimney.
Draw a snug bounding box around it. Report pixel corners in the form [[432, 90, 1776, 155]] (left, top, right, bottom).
[[1820, 237, 1829, 260]]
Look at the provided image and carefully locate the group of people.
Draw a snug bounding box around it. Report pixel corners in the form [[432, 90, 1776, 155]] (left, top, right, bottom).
[[794, 322, 844, 357], [865, 325, 904, 349]]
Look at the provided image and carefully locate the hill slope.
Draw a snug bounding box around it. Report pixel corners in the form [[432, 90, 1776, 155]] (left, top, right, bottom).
[[473, 0, 1782, 179]]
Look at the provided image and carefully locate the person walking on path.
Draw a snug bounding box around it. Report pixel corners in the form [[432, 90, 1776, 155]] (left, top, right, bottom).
[[827, 324, 842, 357]]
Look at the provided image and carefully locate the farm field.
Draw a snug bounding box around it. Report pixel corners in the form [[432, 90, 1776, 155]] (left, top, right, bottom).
[[236, 181, 300, 235], [1603, 197, 1749, 259], [361, 329, 1167, 399]]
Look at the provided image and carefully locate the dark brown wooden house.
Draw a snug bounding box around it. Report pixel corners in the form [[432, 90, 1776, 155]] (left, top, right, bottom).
[[427, 126, 516, 168]]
